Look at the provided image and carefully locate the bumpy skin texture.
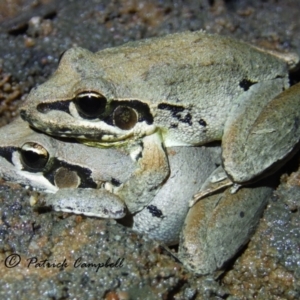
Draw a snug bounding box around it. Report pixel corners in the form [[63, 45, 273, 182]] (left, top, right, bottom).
[[0, 118, 169, 215], [13, 30, 300, 274], [0, 118, 135, 193], [132, 146, 221, 245], [20, 30, 297, 185], [115, 133, 170, 213], [223, 82, 300, 182], [179, 183, 273, 275], [0, 118, 274, 274], [40, 188, 127, 218]]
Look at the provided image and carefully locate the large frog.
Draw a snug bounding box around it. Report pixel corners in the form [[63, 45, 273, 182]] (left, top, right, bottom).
[[20, 31, 300, 187], [0, 118, 273, 274]]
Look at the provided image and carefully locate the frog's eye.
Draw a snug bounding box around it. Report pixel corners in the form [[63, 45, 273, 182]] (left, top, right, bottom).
[[113, 106, 138, 130], [74, 92, 107, 119], [20, 142, 49, 171]]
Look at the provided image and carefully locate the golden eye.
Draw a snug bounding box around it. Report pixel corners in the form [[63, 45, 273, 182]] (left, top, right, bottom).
[[20, 142, 49, 171], [113, 106, 138, 130], [74, 92, 107, 119]]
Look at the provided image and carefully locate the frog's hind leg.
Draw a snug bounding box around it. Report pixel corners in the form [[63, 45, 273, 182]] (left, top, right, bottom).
[[178, 183, 272, 275], [222, 79, 300, 184]]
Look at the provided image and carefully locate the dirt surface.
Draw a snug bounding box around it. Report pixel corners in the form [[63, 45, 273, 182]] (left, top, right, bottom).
[[0, 0, 300, 299]]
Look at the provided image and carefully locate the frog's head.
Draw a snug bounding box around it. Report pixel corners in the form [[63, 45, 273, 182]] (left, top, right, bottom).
[[20, 47, 156, 142], [0, 118, 103, 193], [0, 118, 135, 193], [0, 118, 133, 218]]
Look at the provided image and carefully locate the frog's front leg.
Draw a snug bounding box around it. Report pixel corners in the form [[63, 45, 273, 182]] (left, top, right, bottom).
[[179, 183, 273, 275], [223, 80, 300, 184], [190, 165, 234, 206], [114, 132, 170, 213], [31, 188, 127, 218]]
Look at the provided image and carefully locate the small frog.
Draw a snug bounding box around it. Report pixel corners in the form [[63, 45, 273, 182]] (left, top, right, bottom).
[[0, 118, 273, 274], [20, 31, 300, 188], [0, 117, 170, 215]]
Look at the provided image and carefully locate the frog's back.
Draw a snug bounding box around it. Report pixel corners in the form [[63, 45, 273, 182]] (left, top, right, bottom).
[[94, 31, 288, 145], [96, 31, 288, 94]]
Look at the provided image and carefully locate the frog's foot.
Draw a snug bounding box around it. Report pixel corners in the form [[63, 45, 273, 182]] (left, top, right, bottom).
[[31, 188, 127, 218], [190, 166, 233, 207], [180, 184, 272, 275], [116, 132, 170, 213]]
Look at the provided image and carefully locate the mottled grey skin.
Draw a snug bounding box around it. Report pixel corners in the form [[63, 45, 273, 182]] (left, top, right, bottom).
[[0, 118, 135, 193], [0, 118, 273, 274], [20, 31, 300, 186], [0, 118, 219, 242], [179, 183, 272, 275], [223, 82, 300, 182], [0, 118, 169, 215], [132, 146, 221, 245], [39, 188, 127, 218]]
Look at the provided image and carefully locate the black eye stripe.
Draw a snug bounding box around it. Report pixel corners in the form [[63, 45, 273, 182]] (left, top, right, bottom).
[[37, 100, 71, 114], [0, 146, 18, 165], [37, 97, 154, 126], [43, 158, 97, 189]]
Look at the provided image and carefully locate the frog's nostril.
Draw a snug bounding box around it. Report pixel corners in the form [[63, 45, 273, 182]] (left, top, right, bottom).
[[20, 109, 27, 120], [37, 103, 51, 113]]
